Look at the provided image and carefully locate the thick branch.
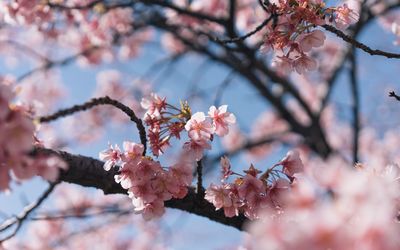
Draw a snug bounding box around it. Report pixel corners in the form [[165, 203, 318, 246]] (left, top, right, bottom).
[[34, 148, 247, 231], [151, 17, 331, 158]]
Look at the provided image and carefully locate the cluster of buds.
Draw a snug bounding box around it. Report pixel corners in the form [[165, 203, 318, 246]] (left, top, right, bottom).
[[264, 0, 358, 74], [141, 93, 236, 161], [141, 93, 191, 156], [205, 151, 304, 219]]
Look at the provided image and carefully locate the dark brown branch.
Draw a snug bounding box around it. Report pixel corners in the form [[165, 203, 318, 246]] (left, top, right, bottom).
[[33, 148, 247, 230], [389, 91, 400, 101], [151, 17, 331, 158], [38, 96, 147, 155], [47, 0, 103, 10], [227, 0, 237, 36], [349, 49, 360, 164], [322, 24, 400, 59], [196, 160, 204, 200], [211, 132, 289, 164], [17, 46, 99, 82], [258, 0, 269, 12], [0, 182, 58, 243], [140, 0, 226, 25], [215, 15, 273, 44]]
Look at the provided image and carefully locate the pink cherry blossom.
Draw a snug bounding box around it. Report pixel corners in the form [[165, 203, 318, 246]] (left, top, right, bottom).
[[205, 183, 240, 217], [293, 54, 317, 74], [130, 182, 159, 203], [247, 162, 400, 250], [170, 158, 194, 186], [208, 105, 236, 136], [220, 156, 233, 181], [267, 178, 291, 208], [279, 150, 304, 177], [31, 155, 68, 182], [99, 144, 122, 171], [297, 30, 326, 52], [185, 112, 215, 141], [141, 93, 166, 120], [237, 175, 266, 204], [99, 8, 133, 35], [131, 197, 165, 221], [271, 55, 293, 73], [2, 108, 35, 155], [114, 162, 137, 189], [182, 139, 211, 161], [121, 141, 144, 164], [334, 4, 359, 30]]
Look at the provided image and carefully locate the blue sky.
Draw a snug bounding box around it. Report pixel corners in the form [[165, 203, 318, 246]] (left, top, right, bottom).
[[1, 14, 400, 249]]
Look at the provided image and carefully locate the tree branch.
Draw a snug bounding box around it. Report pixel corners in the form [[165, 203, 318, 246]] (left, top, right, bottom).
[[323, 24, 400, 59], [38, 96, 147, 155], [33, 148, 247, 231], [139, 0, 226, 25], [17, 46, 99, 82], [349, 49, 360, 164], [215, 15, 273, 44], [0, 182, 59, 243], [389, 91, 400, 101]]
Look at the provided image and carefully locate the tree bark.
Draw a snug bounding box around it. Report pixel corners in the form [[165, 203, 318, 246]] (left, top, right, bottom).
[[34, 148, 247, 231]]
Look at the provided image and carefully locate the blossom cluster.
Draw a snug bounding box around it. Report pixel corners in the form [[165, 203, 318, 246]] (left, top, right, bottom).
[[0, 1, 152, 66], [100, 141, 193, 220], [246, 160, 400, 250], [141, 93, 236, 161], [0, 79, 67, 192], [100, 94, 236, 219], [205, 150, 304, 219], [263, 1, 359, 74], [161, 0, 359, 74]]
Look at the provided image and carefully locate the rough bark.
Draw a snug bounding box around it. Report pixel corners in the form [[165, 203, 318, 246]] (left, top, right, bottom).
[[34, 148, 247, 231]]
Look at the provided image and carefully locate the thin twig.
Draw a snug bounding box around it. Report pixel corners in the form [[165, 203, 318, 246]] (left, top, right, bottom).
[[215, 15, 273, 44], [323, 24, 400, 59], [142, 0, 226, 25], [17, 46, 99, 82], [0, 40, 49, 61], [213, 70, 235, 107], [210, 132, 289, 164], [47, 0, 103, 10], [38, 96, 147, 155], [258, 0, 269, 12], [389, 91, 400, 101], [31, 208, 131, 221], [0, 182, 59, 243]]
